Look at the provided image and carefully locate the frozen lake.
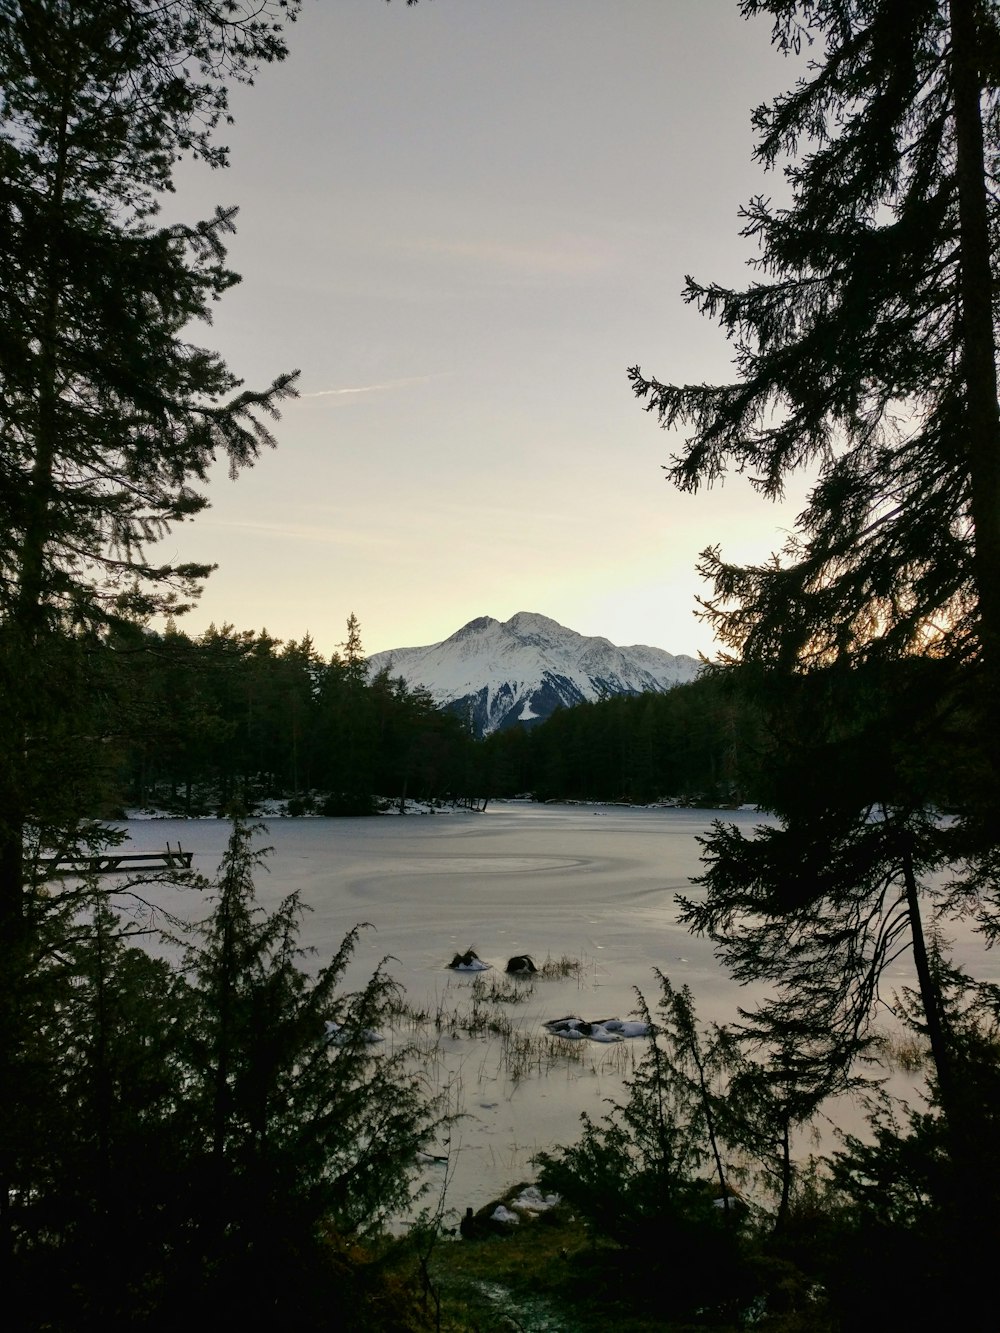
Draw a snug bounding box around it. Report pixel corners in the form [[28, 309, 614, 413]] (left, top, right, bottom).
[[114, 802, 991, 1221], [117, 801, 770, 1021]]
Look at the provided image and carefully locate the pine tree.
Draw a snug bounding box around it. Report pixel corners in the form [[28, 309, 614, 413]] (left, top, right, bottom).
[[0, 0, 303, 1298], [320, 615, 377, 813], [3, 889, 196, 1326], [632, 1, 1000, 696], [535, 976, 748, 1321], [633, 0, 1000, 1096], [0, 1, 301, 927], [178, 822, 442, 1320], [4, 826, 443, 1326], [631, 0, 1000, 1302]]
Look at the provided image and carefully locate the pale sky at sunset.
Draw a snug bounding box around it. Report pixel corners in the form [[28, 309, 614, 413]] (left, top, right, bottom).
[[158, 0, 812, 660]]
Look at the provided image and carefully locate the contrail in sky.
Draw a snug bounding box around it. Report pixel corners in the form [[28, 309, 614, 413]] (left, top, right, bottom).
[[300, 374, 445, 399]]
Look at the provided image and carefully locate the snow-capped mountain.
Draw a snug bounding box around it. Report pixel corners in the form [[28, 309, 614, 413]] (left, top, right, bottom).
[[367, 612, 701, 737]]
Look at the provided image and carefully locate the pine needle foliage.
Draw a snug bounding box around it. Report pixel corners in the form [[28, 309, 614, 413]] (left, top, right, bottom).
[[631, 0, 1000, 683], [535, 976, 750, 1320], [6, 822, 443, 1328], [183, 821, 441, 1245], [632, 0, 1000, 1132], [0, 1, 305, 929]]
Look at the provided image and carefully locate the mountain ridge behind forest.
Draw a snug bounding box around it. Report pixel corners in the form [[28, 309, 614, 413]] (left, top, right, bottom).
[[367, 611, 701, 737]]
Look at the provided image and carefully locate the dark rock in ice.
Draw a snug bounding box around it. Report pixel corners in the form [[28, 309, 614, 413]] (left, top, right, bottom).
[[505, 953, 537, 974], [448, 948, 490, 971]]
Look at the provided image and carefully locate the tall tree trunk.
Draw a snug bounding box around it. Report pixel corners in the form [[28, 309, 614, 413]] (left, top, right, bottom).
[[0, 87, 73, 1284], [1, 80, 72, 929], [949, 0, 1000, 779], [900, 843, 953, 1110], [902, 837, 989, 1311]]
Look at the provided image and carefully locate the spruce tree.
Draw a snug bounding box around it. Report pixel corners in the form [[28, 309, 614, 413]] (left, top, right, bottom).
[[535, 976, 749, 1321], [0, 1, 301, 927], [178, 822, 442, 1322], [633, 0, 999, 692], [0, 0, 302, 1294], [633, 0, 999, 1085], [5, 826, 442, 1327], [631, 0, 1000, 1292]]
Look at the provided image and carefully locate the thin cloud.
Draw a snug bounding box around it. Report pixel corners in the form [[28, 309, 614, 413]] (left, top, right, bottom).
[[198, 518, 393, 548], [299, 373, 447, 400]]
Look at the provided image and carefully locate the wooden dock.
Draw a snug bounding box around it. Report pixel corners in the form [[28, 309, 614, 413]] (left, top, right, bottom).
[[40, 844, 194, 876]]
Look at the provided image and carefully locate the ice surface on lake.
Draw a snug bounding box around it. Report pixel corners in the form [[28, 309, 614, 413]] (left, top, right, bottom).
[[113, 802, 999, 1223]]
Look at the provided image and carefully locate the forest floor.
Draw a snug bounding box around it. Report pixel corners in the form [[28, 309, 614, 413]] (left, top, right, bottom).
[[415, 1193, 749, 1333]]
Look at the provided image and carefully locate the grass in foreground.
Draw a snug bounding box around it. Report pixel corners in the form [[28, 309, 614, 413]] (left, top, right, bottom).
[[420, 1200, 745, 1333]]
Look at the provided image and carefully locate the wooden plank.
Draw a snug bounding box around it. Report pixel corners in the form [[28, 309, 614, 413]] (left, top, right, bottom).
[[39, 849, 193, 876]]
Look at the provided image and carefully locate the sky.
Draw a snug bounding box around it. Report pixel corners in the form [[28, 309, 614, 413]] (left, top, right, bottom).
[[157, 0, 814, 661]]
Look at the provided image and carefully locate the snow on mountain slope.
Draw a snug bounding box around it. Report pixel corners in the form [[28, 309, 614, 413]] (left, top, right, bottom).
[[367, 612, 701, 737]]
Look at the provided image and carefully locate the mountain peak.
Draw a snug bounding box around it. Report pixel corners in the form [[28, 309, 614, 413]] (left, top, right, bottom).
[[505, 611, 565, 635], [368, 612, 700, 737], [447, 615, 499, 641]]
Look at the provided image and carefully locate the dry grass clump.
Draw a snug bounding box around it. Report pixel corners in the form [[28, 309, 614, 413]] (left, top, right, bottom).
[[874, 1029, 929, 1073], [401, 962, 629, 1086], [470, 973, 535, 1005], [538, 954, 585, 980]]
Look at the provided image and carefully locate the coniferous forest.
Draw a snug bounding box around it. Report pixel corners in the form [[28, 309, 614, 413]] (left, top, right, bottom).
[[4, 1, 1000, 1330], [71, 616, 764, 817]]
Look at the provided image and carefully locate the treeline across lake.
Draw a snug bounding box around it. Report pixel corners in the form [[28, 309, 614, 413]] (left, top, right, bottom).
[[109, 617, 473, 816], [76, 618, 765, 816], [481, 676, 762, 806]]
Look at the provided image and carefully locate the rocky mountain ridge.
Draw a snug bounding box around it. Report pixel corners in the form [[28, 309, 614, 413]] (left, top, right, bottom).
[[367, 612, 701, 737]]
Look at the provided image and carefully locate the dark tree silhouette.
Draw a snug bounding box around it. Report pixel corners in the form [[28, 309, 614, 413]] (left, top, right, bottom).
[[632, 0, 1000, 1307], [0, 0, 301, 927]]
